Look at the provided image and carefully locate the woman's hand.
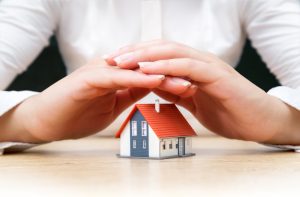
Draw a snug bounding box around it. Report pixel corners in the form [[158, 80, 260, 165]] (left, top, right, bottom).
[[105, 40, 300, 144], [0, 58, 165, 143]]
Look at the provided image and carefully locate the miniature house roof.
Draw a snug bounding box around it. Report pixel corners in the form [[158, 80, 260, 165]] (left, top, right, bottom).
[[115, 104, 197, 138]]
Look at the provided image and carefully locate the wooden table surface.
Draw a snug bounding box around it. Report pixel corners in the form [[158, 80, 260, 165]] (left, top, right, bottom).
[[0, 134, 300, 197]]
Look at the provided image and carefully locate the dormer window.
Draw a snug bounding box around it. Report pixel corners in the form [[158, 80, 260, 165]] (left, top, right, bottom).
[[141, 121, 147, 136], [131, 121, 137, 136]]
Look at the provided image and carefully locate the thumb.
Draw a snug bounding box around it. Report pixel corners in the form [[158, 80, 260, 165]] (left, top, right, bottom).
[[114, 88, 150, 116]]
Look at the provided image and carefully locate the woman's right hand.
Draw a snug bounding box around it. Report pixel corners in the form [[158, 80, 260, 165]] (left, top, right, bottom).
[[0, 58, 169, 143]]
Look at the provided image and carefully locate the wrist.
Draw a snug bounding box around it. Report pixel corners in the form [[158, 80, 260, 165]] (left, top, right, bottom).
[[262, 96, 300, 145], [0, 95, 46, 143]]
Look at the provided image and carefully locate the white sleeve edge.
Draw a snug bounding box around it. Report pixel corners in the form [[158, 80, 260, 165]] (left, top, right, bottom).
[[0, 91, 40, 154], [262, 86, 300, 152], [0, 90, 38, 116], [267, 86, 300, 110]]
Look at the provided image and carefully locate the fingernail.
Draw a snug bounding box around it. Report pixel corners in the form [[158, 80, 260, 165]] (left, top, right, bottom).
[[114, 52, 135, 65], [138, 62, 152, 68], [171, 77, 191, 87], [183, 81, 192, 87], [151, 74, 165, 80]]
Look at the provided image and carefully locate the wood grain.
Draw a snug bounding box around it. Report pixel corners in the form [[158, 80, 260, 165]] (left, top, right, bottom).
[[0, 134, 299, 197]]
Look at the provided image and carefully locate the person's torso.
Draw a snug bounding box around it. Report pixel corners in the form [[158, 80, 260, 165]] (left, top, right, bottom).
[[55, 0, 246, 73]]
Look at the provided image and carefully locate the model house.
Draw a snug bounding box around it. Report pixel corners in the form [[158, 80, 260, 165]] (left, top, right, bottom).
[[115, 100, 197, 159]]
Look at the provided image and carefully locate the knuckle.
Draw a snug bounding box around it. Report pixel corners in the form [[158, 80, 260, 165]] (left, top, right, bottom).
[[184, 58, 195, 68], [203, 51, 217, 60], [165, 42, 179, 51], [138, 47, 151, 57], [119, 45, 135, 53], [158, 43, 176, 58], [160, 59, 173, 69]]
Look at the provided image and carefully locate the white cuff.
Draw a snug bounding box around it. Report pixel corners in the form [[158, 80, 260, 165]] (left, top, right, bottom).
[[0, 90, 38, 116], [0, 91, 37, 116], [267, 86, 300, 110], [264, 86, 300, 152], [0, 90, 39, 154]]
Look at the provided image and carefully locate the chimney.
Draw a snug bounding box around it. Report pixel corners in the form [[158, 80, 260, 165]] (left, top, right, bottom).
[[155, 99, 160, 113]]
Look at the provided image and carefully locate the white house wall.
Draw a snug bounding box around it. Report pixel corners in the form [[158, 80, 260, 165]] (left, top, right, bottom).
[[185, 137, 192, 154], [120, 122, 193, 158], [148, 126, 160, 158], [160, 137, 179, 158], [120, 123, 130, 157]]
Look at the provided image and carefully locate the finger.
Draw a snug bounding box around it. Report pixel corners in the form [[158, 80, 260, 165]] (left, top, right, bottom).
[[178, 84, 198, 98], [138, 59, 229, 83], [112, 43, 213, 69], [156, 76, 198, 97], [157, 80, 197, 98], [84, 67, 165, 92], [126, 68, 196, 97], [115, 88, 151, 116], [103, 40, 166, 65], [157, 76, 192, 95]]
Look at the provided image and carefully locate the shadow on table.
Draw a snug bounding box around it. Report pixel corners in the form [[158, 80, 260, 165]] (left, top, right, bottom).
[[15, 146, 292, 157], [193, 148, 293, 157]]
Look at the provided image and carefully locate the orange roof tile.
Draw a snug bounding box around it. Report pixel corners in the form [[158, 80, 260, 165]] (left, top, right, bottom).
[[115, 104, 197, 138]]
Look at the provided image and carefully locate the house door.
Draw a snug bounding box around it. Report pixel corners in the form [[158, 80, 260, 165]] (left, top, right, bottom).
[[178, 137, 185, 156], [130, 110, 149, 157]]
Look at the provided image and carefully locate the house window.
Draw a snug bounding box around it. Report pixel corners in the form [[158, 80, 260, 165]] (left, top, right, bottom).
[[169, 142, 173, 149], [143, 140, 147, 149], [131, 121, 137, 136], [162, 141, 166, 150], [132, 140, 136, 149], [141, 121, 147, 136]]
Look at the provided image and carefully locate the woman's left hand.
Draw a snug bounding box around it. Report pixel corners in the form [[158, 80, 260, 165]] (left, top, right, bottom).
[[104, 40, 300, 145]]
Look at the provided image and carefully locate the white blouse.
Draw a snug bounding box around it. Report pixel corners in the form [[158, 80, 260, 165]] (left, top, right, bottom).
[[0, 0, 300, 153]]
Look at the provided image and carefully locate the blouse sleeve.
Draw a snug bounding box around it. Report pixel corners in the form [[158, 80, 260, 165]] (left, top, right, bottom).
[[0, 0, 60, 154], [0, 0, 60, 89], [241, 0, 300, 150], [241, 0, 300, 89]]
